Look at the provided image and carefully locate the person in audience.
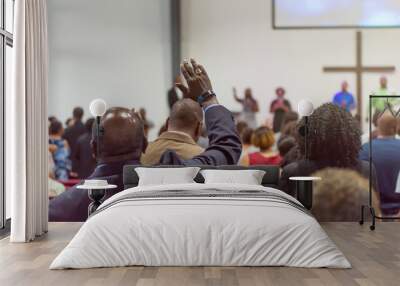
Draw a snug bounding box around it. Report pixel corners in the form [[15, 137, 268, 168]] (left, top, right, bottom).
[[359, 112, 400, 217], [49, 59, 242, 221], [238, 127, 256, 165], [274, 112, 299, 151], [277, 121, 299, 167], [141, 99, 205, 165], [49, 120, 71, 181], [63, 107, 86, 170], [233, 87, 259, 128], [71, 118, 96, 179], [278, 120, 298, 143], [278, 136, 295, 160], [312, 168, 379, 221], [235, 121, 248, 136], [281, 111, 298, 128], [279, 103, 376, 196], [48, 116, 57, 124], [241, 126, 281, 166]]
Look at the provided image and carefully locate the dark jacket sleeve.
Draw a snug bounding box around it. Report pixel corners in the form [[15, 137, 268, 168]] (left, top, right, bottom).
[[49, 186, 90, 222], [159, 105, 242, 166]]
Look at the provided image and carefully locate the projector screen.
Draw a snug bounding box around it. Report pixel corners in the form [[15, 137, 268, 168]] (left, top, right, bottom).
[[274, 0, 400, 28]]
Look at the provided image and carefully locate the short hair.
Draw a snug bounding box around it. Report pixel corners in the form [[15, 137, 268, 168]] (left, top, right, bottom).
[[296, 103, 361, 168], [73, 107, 84, 120], [85, 118, 95, 133], [281, 111, 299, 127], [278, 136, 295, 157], [241, 127, 254, 145], [377, 112, 397, 137], [252, 126, 275, 150], [169, 99, 203, 131], [281, 121, 298, 138], [48, 116, 57, 123], [312, 168, 370, 222], [49, 120, 63, 135]]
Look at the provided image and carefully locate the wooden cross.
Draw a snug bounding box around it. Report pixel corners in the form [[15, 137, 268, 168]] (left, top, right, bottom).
[[323, 31, 395, 120]]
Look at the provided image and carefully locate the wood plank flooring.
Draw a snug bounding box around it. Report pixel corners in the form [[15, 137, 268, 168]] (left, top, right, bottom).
[[0, 222, 399, 286]]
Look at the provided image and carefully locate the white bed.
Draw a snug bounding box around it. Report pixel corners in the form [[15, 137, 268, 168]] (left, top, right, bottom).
[[50, 183, 351, 269]]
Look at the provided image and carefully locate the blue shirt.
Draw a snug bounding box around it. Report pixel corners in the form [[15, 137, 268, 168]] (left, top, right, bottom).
[[359, 138, 400, 213], [49, 138, 71, 180], [333, 91, 355, 112]]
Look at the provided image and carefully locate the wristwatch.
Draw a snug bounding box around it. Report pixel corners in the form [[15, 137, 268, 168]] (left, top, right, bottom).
[[197, 90, 216, 106]]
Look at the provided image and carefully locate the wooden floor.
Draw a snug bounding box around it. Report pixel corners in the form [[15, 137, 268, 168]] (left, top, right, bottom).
[[0, 222, 399, 286]]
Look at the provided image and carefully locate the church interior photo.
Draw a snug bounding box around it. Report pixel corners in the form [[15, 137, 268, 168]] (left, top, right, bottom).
[[1, 0, 400, 285]]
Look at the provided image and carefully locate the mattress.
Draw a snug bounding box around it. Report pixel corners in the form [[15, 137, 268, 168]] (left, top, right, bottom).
[[50, 183, 351, 269]]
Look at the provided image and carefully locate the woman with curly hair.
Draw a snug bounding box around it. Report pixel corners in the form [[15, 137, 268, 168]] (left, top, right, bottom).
[[279, 103, 376, 196]]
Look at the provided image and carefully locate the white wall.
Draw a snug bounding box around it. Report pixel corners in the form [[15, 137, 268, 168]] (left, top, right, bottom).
[[181, 0, 400, 130], [48, 0, 172, 139]]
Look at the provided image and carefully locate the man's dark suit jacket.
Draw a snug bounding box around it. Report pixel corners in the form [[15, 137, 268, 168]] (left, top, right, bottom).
[[63, 121, 87, 170], [72, 132, 96, 179], [167, 88, 179, 110], [49, 159, 139, 222], [279, 159, 377, 197], [49, 105, 242, 222]]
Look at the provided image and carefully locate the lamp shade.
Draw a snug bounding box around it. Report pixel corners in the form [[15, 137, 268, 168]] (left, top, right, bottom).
[[89, 99, 107, 117], [297, 100, 314, 117]]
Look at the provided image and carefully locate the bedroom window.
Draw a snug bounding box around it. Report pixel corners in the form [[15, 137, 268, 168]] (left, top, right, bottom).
[[0, 0, 14, 230]]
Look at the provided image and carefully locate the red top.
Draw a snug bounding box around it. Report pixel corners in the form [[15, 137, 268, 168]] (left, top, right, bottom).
[[249, 152, 282, 166]]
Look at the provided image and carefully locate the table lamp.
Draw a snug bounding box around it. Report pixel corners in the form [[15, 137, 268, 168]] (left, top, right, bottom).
[[297, 100, 314, 160], [89, 99, 107, 162]]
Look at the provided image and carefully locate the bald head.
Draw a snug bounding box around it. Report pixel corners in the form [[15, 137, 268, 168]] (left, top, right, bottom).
[[92, 107, 146, 162], [377, 112, 397, 137], [168, 99, 203, 141]]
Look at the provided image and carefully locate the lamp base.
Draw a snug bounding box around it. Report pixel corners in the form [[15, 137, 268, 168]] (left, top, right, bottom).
[[87, 188, 106, 216]]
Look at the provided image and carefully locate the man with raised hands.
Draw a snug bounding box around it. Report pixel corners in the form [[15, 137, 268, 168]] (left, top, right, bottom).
[[49, 59, 242, 222]]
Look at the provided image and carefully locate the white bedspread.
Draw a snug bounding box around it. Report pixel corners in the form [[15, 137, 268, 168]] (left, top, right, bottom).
[[50, 183, 351, 269]]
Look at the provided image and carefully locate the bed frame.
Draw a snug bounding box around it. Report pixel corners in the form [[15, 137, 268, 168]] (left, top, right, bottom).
[[123, 165, 281, 190]]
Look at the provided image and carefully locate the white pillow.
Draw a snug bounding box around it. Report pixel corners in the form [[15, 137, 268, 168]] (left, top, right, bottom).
[[135, 167, 201, 186], [200, 169, 266, 185]]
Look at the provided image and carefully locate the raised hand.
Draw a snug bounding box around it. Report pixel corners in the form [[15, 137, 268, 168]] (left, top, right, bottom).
[[176, 59, 213, 102]]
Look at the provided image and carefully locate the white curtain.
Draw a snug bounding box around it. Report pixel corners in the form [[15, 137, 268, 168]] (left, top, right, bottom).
[[9, 0, 49, 242]]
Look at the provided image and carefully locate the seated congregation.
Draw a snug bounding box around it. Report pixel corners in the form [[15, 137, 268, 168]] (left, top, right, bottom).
[[48, 59, 400, 222]]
